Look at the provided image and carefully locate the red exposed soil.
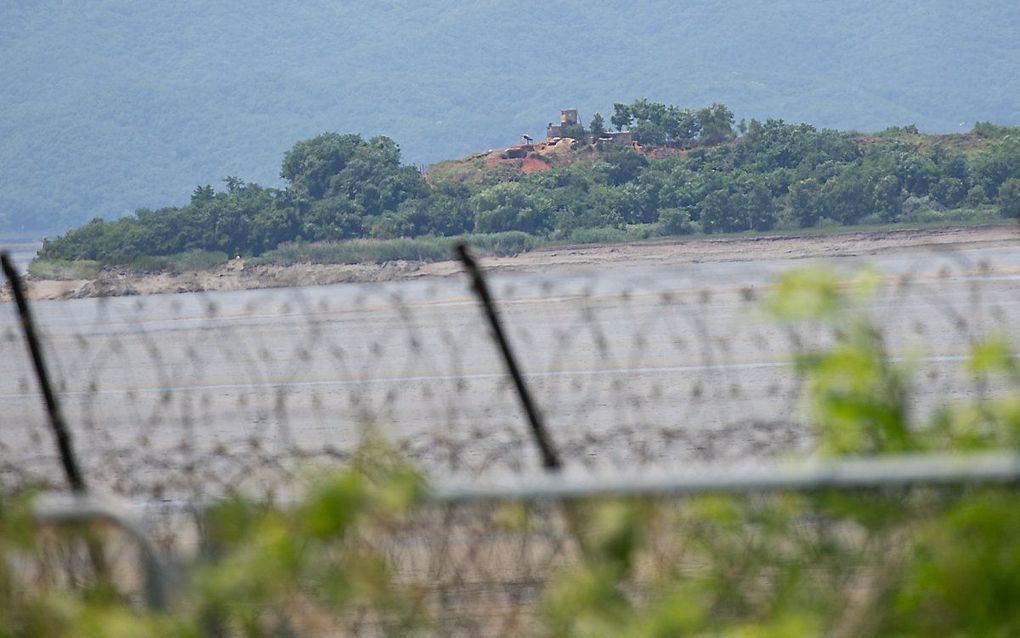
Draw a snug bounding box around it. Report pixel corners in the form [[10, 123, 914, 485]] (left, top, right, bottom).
[[521, 157, 551, 173]]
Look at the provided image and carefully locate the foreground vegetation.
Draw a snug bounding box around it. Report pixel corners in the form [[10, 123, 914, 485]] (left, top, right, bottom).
[[4, 267, 1020, 636], [35, 100, 1020, 272]]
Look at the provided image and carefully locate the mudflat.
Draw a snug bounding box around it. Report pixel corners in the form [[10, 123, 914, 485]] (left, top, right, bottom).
[[7, 224, 1018, 302]]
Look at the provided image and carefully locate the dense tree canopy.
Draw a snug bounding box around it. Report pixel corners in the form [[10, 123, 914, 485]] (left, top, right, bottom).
[[38, 101, 1020, 267]]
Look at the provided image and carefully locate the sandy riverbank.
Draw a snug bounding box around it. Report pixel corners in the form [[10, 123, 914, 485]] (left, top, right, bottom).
[[5, 224, 1018, 302]]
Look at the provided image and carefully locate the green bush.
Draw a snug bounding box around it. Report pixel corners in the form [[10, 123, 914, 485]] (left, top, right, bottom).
[[463, 230, 538, 256], [27, 258, 101, 280], [563, 227, 631, 244], [2, 437, 426, 637], [37, 109, 1020, 267], [536, 267, 1020, 636], [998, 177, 1020, 219], [254, 232, 538, 266], [658, 207, 696, 235], [624, 223, 665, 239]]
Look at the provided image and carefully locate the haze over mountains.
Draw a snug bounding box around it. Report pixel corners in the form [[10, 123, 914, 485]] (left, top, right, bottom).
[[2, 0, 1018, 233]]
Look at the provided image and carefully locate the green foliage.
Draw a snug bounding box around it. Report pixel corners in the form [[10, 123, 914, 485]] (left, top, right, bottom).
[[562, 226, 632, 244], [698, 189, 736, 234], [33, 103, 1020, 273], [787, 178, 823, 228], [561, 122, 587, 141], [253, 231, 538, 266], [464, 230, 538, 256], [27, 258, 101, 280], [599, 146, 649, 186], [931, 176, 966, 207], [589, 112, 606, 140], [998, 177, 1020, 219], [972, 121, 1020, 140], [2, 440, 426, 637], [696, 102, 736, 145], [533, 267, 1020, 637], [886, 492, 1020, 635], [611, 98, 706, 147], [766, 267, 914, 454], [471, 182, 554, 234], [657, 207, 696, 235]]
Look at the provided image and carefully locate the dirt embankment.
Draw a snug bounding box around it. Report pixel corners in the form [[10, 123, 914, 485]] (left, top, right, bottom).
[[5, 225, 1018, 302]]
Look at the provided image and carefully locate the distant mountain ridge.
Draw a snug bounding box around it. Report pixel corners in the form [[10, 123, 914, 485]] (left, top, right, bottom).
[[2, 0, 1018, 232]]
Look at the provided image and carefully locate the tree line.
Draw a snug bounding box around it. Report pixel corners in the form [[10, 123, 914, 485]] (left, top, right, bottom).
[[38, 101, 1020, 266]]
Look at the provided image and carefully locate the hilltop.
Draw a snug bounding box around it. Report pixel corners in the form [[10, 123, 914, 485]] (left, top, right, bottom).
[[30, 98, 1020, 283], [431, 122, 999, 189]]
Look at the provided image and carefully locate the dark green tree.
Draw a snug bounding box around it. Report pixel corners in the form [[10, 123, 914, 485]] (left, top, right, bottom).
[[788, 178, 823, 227], [971, 139, 1020, 200], [931, 177, 966, 208], [562, 122, 587, 141], [658, 207, 696, 234], [471, 182, 554, 234], [895, 152, 938, 196], [571, 184, 626, 229], [818, 173, 872, 224], [600, 147, 649, 185], [745, 182, 777, 231], [998, 178, 1020, 219], [663, 106, 700, 147], [610, 103, 632, 131], [697, 103, 736, 146], [873, 175, 904, 222], [929, 143, 968, 181], [300, 197, 364, 241], [699, 189, 740, 233], [280, 133, 364, 200]]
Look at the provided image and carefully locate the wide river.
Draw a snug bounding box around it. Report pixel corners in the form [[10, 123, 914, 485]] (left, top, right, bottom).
[[2, 245, 1018, 496]]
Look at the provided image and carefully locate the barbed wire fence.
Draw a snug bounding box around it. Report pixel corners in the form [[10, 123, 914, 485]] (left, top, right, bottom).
[[2, 242, 1018, 634]]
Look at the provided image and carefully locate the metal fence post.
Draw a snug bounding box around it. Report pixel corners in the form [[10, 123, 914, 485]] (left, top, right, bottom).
[[2, 252, 87, 492], [455, 243, 562, 471]]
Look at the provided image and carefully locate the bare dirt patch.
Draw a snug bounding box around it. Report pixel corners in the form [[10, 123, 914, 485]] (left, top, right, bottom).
[[490, 224, 1020, 274], [6, 225, 1018, 302], [520, 157, 551, 174]]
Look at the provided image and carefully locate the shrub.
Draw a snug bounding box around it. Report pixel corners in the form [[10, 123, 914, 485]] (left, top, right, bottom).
[[464, 231, 538, 256], [254, 232, 538, 266], [658, 207, 696, 235], [966, 184, 989, 205], [564, 227, 631, 244], [27, 258, 101, 280], [998, 177, 1020, 219]]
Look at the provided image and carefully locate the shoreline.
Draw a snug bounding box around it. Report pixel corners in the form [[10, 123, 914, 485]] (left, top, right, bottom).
[[5, 224, 1018, 302]]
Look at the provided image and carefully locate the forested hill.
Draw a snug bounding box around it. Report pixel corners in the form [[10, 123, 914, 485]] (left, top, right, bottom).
[[3, 1, 1020, 233], [35, 101, 1020, 270]]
